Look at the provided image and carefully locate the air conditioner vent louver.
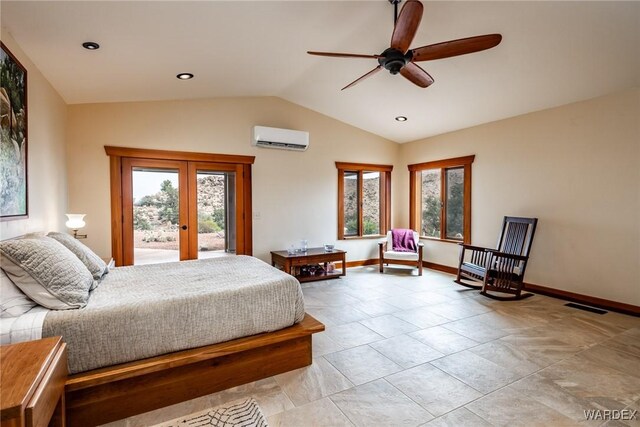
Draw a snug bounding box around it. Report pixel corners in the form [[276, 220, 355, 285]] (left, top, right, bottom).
[[252, 126, 309, 151]]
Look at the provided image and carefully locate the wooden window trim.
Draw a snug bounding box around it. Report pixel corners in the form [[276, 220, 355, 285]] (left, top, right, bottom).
[[408, 155, 474, 244], [105, 146, 255, 165], [336, 162, 392, 240]]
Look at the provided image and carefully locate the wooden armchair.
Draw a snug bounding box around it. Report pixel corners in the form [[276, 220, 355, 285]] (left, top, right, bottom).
[[378, 230, 424, 276], [455, 216, 538, 300]]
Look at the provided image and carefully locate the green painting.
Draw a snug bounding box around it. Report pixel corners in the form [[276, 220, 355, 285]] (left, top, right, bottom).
[[1, 43, 28, 219]]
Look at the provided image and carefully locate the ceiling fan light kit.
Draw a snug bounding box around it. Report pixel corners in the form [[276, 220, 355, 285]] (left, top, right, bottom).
[[307, 0, 502, 90]]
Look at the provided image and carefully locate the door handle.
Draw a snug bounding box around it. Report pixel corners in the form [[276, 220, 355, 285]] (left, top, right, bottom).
[[181, 225, 188, 230]]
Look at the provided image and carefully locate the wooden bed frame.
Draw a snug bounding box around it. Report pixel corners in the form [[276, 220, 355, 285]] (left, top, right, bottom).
[[64, 314, 324, 426]]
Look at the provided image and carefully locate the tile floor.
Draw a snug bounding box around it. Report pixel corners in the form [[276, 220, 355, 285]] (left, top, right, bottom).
[[104, 267, 640, 427]]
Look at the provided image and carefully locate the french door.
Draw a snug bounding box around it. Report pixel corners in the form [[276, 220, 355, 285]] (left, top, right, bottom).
[[106, 147, 254, 266]]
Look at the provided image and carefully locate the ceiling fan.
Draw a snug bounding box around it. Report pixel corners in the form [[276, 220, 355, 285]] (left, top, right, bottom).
[[307, 0, 502, 90]]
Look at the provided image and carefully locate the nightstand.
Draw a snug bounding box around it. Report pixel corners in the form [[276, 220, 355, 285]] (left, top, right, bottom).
[[1, 337, 67, 427]]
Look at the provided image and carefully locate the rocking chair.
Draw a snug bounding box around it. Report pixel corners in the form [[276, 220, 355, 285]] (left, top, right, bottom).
[[455, 216, 538, 300]]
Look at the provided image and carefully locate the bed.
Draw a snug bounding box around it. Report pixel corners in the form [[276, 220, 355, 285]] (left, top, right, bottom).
[[1, 238, 323, 426]]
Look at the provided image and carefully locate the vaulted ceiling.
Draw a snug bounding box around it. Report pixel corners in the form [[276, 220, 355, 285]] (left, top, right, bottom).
[[2, 1, 639, 143]]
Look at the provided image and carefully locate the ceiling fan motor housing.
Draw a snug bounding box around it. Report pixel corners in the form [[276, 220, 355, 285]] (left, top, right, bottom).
[[379, 48, 412, 74]]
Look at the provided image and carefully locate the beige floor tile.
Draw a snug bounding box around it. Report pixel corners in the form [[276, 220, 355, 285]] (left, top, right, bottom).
[[359, 314, 420, 338], [499, 331, 585, 365], [605, 328, 640, 358], [352, 300, 401, 317], [466, 387, 580, 426], [576, 344, 640, 378], [267, 398, 354, 427], [323, 322, 385, 348], [386, 294, 433, 310], [431, 350, 523, 393], [426, 299, 493, 321], [325, 345, 403, 385], [442, 316, 509, 342], [118, 393, 215, 427], [370, 334, 444, 368], [509, 374, 622, 425], [274, 357, 353, 406], [422, 407, 492, 427], [202, 378, 295, 417], [330, 379, 433, 426], [536, 357, 640, 407], [409, 326, 480, 355], [312, 332, 345, 357], [411, 291, 456, 306], [469, 340, 548, 376], [387, 363, 482, 416], [392, 307, 450, 328], [302, 288, 362, 307], [306, 305, 370, 327]]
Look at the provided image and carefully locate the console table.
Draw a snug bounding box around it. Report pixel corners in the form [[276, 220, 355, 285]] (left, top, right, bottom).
[[271, 247, 346, 282]]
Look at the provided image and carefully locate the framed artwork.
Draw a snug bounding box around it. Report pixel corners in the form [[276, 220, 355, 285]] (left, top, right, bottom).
[[1, 42, 28, 220]]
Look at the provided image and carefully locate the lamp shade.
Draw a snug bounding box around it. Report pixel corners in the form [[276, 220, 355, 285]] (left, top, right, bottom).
[[65, 214, 86, 230]]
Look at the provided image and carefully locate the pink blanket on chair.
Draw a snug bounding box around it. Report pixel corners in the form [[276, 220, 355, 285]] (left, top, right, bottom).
[[392, 229, 417, 252]]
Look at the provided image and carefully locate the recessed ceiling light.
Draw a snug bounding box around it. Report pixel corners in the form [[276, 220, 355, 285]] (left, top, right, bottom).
[[395, 116, 407, 122], [176, 73, 194, 80], [82, 42, 100, 50]]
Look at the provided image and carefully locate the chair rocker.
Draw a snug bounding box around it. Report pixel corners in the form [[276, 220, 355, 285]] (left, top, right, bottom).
[[378, 230, 424, 276], [455, 216, 538, 300]]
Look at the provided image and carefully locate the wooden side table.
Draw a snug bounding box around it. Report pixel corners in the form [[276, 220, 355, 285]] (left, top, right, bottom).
[[1, 337, 68, 427], [271, 247, 347, 283]]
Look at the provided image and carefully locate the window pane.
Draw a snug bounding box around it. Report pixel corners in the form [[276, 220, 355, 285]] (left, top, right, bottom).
[[362, 171, 380, 235], [343, 171, 358, 236], [445, 167, 464, 240], [420, 169, 441, 237], [132, 169, 180, 265], [196, 171, 236, 258]]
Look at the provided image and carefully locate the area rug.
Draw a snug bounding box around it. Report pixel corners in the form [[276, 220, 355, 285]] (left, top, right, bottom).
[[154, 398, 268, 427]]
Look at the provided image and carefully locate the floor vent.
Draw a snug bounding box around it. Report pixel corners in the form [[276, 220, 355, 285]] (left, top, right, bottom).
[[565, 302, 608, 315]]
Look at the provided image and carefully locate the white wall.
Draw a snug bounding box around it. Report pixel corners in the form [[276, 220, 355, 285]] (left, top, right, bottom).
[[0, 31, 67, 239], [66, 97, 399, 262], [396, 89, 640, 306]]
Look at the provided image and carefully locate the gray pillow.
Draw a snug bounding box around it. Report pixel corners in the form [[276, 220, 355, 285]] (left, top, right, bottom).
[[0, 237, 95, 310], [47, 232, 107, 284], [0, 269, 37, 317]]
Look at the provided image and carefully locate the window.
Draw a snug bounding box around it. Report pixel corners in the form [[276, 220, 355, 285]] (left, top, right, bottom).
[[336, 162, 392, 239], [408, 155, 474, 243]]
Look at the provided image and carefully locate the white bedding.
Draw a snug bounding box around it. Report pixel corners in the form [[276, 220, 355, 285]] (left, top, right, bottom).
[[1, 305, 49, 344]]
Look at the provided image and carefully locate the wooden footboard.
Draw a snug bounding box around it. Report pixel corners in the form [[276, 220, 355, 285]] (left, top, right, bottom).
[[64, 314, 324, 426]]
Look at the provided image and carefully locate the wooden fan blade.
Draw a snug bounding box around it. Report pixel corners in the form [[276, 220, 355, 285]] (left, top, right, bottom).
[[390, 0, 423, 54], [411, 34, 502, 62], [400, 62, 434, 88], [342, 66, 382, 90], [307, 51, 382, 59]]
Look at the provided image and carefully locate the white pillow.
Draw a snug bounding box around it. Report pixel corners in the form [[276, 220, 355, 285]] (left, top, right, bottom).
[[0, 237, 95, 310], [0, 269, 37, 317]]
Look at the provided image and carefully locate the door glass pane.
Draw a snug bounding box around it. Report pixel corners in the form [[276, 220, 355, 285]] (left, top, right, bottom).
[[196, 171, 235, 258], [420, 169, 441, 237], [362, 171, 380, 235], [343, 171, 358, 236], [132, 169, 180, 265], [445, 167, 464, 240]]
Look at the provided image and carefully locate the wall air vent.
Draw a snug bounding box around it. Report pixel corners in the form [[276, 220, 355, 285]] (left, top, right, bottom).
[[252, 126, 309, 151]]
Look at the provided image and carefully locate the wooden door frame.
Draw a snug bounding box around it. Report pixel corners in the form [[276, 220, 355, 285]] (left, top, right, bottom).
[[106, 146, 255, 266]]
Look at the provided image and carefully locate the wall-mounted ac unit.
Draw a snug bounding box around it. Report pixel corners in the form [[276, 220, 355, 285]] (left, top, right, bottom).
[[252, 126, 309, 151]]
